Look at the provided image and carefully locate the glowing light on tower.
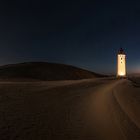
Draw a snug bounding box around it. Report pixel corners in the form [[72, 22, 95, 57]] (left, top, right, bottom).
[[117, 48, 126, 77]]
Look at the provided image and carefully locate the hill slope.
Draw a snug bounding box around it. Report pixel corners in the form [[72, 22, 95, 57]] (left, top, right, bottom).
[[0, 62, 104, 81]]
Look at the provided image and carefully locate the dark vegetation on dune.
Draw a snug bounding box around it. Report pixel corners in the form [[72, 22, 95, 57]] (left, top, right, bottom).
[[0, 62, 105, 81]]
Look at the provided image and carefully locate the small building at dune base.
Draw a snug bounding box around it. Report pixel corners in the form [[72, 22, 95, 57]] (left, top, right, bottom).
[[117, 48, 127, 78]]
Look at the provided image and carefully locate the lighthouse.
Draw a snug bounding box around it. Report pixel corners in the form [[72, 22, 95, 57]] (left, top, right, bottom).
[[117, 48, 126, 77]]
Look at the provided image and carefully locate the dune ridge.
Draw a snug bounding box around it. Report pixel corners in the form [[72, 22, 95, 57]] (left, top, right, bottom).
[[0, 62, 104, 81]]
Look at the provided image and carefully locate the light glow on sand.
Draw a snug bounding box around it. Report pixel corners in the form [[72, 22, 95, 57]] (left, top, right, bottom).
[[117, 54, 126, 77]]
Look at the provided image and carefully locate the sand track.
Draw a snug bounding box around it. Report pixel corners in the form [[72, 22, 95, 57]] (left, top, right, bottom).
[[87, 79, 140, 140]]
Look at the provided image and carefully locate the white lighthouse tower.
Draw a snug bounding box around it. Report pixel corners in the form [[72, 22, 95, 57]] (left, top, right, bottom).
[[117, 48, 126, 77]]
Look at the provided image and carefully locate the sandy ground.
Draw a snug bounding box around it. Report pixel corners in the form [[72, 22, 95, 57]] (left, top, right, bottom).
[[0, 78, 140, 140]]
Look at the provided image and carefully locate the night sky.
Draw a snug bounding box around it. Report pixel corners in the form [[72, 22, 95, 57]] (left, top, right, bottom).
[[0, 0, 140, 74]]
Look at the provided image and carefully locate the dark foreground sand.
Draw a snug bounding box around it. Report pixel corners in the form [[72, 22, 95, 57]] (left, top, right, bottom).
[[0, 78, 140, 140]]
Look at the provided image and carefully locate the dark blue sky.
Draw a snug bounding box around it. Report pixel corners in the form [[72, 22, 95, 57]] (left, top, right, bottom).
[[0, 0, 140, 74]]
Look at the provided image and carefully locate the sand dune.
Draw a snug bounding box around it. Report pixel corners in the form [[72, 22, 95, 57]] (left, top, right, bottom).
[[0, 62, 104, 81], [0, 78, 140, 140]]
